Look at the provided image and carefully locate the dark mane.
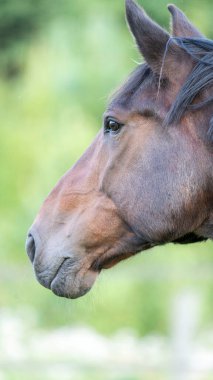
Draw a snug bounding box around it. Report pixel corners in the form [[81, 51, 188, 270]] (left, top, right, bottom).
[[165, 37, 213, 127]]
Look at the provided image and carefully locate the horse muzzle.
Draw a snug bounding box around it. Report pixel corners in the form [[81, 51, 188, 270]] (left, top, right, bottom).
[[25, 228, 98, 299]]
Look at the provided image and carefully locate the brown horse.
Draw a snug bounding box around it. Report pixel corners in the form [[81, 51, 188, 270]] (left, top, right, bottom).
[[26, 0, 213, 299]]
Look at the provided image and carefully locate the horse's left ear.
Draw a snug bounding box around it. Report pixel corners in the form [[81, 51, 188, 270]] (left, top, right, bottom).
[[168, 5, 204, 38], [125, 0, 169, 72]]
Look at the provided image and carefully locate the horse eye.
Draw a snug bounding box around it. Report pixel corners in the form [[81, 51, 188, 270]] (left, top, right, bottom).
[[105, 118, 122, 134]]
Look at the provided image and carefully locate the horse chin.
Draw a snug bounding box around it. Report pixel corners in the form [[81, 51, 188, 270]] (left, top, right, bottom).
[[51, 265, 99, 299]]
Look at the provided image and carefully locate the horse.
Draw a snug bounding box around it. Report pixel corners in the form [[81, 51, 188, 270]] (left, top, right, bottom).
[[26, 0, 213, 299]]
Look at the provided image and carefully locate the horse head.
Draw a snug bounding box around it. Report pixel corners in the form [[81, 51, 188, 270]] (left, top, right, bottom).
[[26, 0, 213, 298]]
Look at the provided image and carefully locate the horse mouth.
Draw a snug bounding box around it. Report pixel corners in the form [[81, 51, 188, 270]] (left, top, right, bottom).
[[48, 254, 118, 298], [35, 257, 98, 299], [53, 260, 98, 299], [44, 254, 118, 298]]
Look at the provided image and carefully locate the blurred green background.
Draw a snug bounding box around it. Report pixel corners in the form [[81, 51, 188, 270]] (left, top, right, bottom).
[[0, 0, 213, 379]]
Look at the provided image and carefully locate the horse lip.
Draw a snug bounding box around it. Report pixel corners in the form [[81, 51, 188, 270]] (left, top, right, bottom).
[[49, 257, 70, 288], [49, 258, 98, 299]]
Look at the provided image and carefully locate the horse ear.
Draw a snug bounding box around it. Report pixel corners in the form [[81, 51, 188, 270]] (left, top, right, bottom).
[[168, 5, 204, 38], [125, 0, 169, 72]]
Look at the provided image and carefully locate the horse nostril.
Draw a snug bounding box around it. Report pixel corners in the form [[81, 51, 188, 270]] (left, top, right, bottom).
[[26, 233, 36, 263]]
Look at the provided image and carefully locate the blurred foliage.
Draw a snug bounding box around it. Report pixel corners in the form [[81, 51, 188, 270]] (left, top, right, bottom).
[[0, 0, 213, 337]]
